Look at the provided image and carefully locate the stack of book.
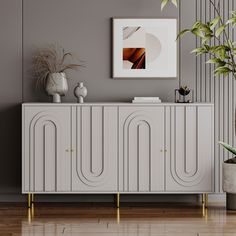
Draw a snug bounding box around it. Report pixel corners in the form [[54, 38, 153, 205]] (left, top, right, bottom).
[[132, 97, 162, 103]]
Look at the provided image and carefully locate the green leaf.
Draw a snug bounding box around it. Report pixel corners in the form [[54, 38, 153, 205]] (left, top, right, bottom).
[[200, 24, 212, 34], [232, 10, 236, 17], [215, 25, 226, 37], [176, 29, 190, 40], [171, 0, 178, 7], [191, 28, 205, 38], [191, 47, 206, 55], [219, 49, 227, 60], [214, 66, 231, 76], [209, 46, 220, 53], [228, 40, 233, 49], [207, 58, 226, 66], [210, 45, 225, 53], [210, 45, 228, 60], [161, 0, 169, 11], [226, 17, 236, 25], [210, 16, 221, 30], [223, 45, 231, 51], [192, 21, 202, 29], [203, 44, 210, 51], [219, 142, 236, 156], [219, 51, 225, 60], [202, 35, 213, 44], [206, 58, 223, 64]]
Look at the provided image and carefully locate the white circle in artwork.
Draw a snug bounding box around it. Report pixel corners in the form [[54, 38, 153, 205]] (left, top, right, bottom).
[[146, 33, 162, 63]]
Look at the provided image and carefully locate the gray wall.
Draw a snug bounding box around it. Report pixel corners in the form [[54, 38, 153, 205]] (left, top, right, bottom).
[[23, 0, 181, 103], [0, 0, 22, 195], [0, 0, 233, 202]]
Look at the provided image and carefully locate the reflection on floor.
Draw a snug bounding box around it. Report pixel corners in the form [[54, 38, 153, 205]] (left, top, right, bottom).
[[0, 203, 235, 235]]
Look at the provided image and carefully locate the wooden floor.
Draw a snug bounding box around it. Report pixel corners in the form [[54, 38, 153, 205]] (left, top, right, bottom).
[[0, 203, 236, 235]]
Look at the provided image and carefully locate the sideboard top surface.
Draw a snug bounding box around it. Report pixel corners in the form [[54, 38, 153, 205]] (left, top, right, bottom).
[[22, 102, 214, 107]]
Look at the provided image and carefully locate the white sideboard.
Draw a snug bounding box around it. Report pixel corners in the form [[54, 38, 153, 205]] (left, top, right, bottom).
[[22, 103, 214, 205]]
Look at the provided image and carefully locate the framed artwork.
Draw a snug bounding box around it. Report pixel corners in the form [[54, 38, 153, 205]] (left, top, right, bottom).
[[112, 18, 178, 79]]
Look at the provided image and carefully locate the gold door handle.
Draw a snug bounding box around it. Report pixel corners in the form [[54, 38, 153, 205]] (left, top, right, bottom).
[[160, 150, 163, 152], [66, 149, 70, 152], [71, 149, 75, 152], [164, 149, 167, 152]]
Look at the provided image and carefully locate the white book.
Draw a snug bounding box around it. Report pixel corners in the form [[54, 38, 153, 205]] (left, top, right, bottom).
[[134, 97, 160, 101], [132, 100, 162, 103]]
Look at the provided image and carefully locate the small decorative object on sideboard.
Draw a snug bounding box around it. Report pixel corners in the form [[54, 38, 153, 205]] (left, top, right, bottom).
[[175, 86, 193, 103], [46, 73, 68, 103], [132, 97, 162, 103], [33, 43, 82, 103], [74, 82, 87, 103]]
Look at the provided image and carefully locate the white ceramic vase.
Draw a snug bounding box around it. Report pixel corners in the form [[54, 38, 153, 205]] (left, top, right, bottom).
[[46, 73, 68, 103], [74, 82, 87, 103]]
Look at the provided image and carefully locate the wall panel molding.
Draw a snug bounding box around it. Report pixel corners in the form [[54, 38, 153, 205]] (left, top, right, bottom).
[[195, 0, 236, 192]]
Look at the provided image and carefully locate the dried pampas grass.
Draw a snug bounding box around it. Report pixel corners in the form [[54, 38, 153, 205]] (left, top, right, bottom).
[[33, 43, 83, 89]]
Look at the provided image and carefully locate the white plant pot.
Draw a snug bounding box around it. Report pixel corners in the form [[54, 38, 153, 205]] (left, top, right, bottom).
[[223, 162, 236, 210], [223, 163, 236, 193], [46, 73, 68, 103]]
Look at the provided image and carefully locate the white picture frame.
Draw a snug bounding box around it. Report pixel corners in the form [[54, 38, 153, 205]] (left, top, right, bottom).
[[112, 18, 178, 79]]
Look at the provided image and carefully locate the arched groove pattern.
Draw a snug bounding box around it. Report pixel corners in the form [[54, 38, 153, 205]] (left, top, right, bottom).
[[169, 106, 207, 187], [123, 111, 156, 192], [29, 112, 61, 192], [75, 106, 109, 187]]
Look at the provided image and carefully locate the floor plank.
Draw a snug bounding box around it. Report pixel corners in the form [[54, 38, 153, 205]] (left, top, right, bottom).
[[0, 203, 235, 235]]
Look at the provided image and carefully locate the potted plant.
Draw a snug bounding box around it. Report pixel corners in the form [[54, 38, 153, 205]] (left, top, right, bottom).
[[178, 85, 191, 103], [162, 0, 236, 209], [33, 44, 82, 103], [219, 142, 236, 210]]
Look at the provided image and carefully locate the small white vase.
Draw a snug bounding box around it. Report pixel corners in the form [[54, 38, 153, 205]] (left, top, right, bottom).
[[46, 73, 68, 103], [74, 82, 87, 103]]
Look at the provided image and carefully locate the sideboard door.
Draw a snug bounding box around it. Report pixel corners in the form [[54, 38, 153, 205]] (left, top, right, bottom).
[[72, 106, 118, 192], [23, 106, 71, 193], [119, 107, 165, 192], [165, 106, 214, 192]]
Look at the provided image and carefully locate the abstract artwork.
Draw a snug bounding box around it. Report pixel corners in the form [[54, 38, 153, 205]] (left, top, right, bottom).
[[112, 18, 177, 78]]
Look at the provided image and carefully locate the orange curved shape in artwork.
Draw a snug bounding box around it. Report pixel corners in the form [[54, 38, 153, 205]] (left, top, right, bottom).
[[123, 48, 145, 69]]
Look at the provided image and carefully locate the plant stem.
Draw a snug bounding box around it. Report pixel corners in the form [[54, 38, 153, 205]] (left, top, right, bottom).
[[217, 0, 220, 11], [209, 0, 236, 79]]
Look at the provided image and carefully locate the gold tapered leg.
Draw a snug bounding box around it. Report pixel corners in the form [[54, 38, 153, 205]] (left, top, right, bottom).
[[31, 193, 34, 203], [202, 193, 205, 206], [117, 193, 120, 208], [28, 203, 35, 223], [116, 208, 120, 224], [205, 193, 208, 208], [31, 203, 34, 219], [202, 194, 208, 208], [28, 208, 31, 223], [28, 193, 31, 208]]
